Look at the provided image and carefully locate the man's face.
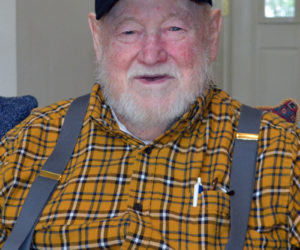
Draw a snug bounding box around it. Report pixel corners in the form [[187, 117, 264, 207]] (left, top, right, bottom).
[[89, 0, 221, 129]]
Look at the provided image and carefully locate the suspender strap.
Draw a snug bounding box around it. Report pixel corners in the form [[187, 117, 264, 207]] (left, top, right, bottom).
[[225, 105, 262, 250], [3, 94, 90, 250]]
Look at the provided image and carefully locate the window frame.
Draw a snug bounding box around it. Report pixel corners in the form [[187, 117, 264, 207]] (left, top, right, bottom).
[[258, 0, 300, 24]]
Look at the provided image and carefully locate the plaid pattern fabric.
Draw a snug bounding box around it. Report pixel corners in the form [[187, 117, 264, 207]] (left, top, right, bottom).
[[0, 83, 299, 249]]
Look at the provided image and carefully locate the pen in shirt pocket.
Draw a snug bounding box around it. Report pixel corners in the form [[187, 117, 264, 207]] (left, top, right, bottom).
[[193, 177, 203, 207], [212, 178, 235, 196]]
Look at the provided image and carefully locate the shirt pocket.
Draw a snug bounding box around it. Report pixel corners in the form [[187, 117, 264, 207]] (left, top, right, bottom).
[[188, 190, 230, 247]]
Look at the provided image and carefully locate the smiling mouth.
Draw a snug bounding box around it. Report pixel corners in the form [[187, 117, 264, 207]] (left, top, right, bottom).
[[136, 74, 172, 83]]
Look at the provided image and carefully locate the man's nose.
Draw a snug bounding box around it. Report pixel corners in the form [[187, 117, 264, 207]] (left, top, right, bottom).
[[137, 33, 168, 65]]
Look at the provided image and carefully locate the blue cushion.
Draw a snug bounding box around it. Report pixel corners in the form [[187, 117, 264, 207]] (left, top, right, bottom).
[[0, 95, 38, 138]]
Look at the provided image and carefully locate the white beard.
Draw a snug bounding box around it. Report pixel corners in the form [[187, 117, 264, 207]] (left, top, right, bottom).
[[96, 49, 212, 130]]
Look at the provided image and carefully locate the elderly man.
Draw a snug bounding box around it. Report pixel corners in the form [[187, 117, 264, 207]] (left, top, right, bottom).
[[0, 0, 299, 249]]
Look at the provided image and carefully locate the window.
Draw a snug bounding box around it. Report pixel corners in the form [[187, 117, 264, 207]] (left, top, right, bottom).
[[265, 0, 295, 18]]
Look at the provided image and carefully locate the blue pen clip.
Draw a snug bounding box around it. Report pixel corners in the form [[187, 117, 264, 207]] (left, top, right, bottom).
[[193, 177, 203, 207]]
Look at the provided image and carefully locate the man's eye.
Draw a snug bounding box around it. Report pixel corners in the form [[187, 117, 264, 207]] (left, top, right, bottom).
[[169, 27, 182, 32], [117, 29, 140, 43], [123, 30, 135, 35], [164, 26, 186, 41]]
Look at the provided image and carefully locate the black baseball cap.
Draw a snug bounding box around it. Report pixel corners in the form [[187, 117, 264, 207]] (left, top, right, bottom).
[[95, 0, 213, 20]]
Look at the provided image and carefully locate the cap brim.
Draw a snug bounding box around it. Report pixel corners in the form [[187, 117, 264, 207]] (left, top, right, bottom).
[[95, 0, 117, 20], [95, 0, 212, 20]]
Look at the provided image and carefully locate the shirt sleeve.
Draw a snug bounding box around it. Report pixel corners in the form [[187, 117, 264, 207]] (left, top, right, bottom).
[[0, 121, 26, 247], [0, 135, 11, 247], [288, 127, 300, 247]]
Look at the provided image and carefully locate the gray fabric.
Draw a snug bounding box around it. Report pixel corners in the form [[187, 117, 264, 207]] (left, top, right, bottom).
[[225, 105, 262, 250], [2, 94, 90, 250]]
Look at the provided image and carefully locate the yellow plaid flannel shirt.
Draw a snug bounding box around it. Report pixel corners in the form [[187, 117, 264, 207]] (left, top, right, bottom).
[[0, 83, 299, 249]]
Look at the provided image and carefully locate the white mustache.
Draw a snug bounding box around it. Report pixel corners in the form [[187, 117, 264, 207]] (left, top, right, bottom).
[[127, 64, 182, 81]]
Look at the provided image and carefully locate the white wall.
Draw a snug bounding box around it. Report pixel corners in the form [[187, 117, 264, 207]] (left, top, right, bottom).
[[0, 0, 95, 106], [0, 0, 17, 96], [16, 0, 95, 107]]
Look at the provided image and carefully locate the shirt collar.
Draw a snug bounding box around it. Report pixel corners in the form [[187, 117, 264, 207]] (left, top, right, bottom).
[[110, 108, 152, 145], [87, 83, 116, 129]]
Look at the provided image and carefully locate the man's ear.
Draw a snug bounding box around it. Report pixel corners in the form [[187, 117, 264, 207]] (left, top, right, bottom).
[[88, 13, 102, 61], [209, 9, 222, 62]]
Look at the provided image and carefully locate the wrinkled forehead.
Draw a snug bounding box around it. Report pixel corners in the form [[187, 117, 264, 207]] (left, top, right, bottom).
[[95, 0, 212, 20]]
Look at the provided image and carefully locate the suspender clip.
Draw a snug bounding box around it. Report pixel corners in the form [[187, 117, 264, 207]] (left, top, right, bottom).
[[39, 170, 61, 181], [236, 133, 259, 141]]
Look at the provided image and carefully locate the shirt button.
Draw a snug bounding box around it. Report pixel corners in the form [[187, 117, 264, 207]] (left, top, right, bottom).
[[144, 146, 153, 155], [133, 203, 143, 212]]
